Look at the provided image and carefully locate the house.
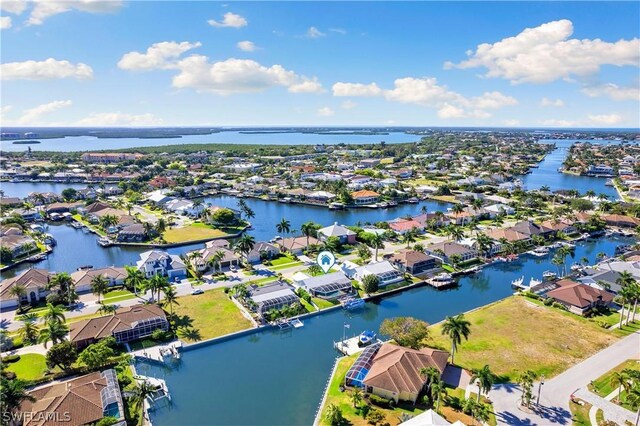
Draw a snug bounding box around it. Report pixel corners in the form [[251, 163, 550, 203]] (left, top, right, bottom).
[[578, 269, 624, 293], [246, 241, 281, 264], [587, 164, 615, 175], [353, 261, 404, 287], [412, 213, 451, 228], [389, 249, 440, 275], [117, 223, 147, 242], [545, 279, 614, 316], [0, 196, 21, 207], [483, 203, 515, 218], [70, 267, 126, 293], [136, 250, 187, 281], [275, 236, 319, 255], [223, 163, 261, 173], [70, 304, 169, 348], [601, 214, 640, 228], [388, 219, 424, 234], [164, 198, 204, 217], [249, 281, 300, 317], [307, 190, 336, 203], [425, 241, 477, 263], [0, 268, 50, 309], [12, 208, 42, 222], [511, 220, 553, 238], [293, 271, 353, 300], [21, 369, 125, 426], [0, 233, 37, 258], [81, 152, 143, 163], [362, 343, 449, 404], [400, 409, 463, 426], [45, 202, 84, 214], [187, 243, 239, 272], [317, 222, 357, 244], [351, 190, 380, 205]]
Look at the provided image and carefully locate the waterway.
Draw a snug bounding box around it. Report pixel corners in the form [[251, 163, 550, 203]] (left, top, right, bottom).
[[522, 139, 619, 199], [0, 131, 419, 152], [135, 235, 634, 426]]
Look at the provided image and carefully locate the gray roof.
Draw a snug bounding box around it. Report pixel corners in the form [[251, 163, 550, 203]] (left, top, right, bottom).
[[319, 223, 356, 237], [299, 271, 351, 290]]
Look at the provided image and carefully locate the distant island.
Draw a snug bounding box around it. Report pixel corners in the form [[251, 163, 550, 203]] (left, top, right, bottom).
[[12, 140, 41, 145]]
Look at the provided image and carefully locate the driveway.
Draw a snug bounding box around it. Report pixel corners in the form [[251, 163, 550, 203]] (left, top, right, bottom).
[[490, 330, 640, 425]]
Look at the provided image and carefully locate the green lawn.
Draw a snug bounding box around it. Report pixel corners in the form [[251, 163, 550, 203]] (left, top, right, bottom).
[[589, 359, 640, 398], [270, 261, 304, 271], [313, 297, 339, 310], [101, 289, 136, 304], [569, 400, 592, 426], [428, 296, 620, 381], [300, 298, 317, 312], [163, 225, 229, 243], [5, 353, 51, 381], [270, 255, 299, 266], [171, 288, 253, 341]]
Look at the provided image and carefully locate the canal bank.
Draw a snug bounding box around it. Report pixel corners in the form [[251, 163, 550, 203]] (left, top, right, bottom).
[[134, 234, 633, 426]]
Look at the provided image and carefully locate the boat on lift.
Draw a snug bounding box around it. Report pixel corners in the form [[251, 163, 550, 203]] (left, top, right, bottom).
[[358, 330, 377, 347], [542, 271, 557, 280], [342, 297, 365, 310]]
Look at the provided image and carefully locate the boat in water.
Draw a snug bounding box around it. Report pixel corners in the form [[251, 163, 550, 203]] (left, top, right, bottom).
[[358, 330, 377, 347], [329, 202, 345, 210], [97, 237, 112, 247], [342, 297, 365, 310], [426, 273, 455, 288], [528, 246, 550, 257], [406, 197, 419, 204], [542, 271, 557, 280]]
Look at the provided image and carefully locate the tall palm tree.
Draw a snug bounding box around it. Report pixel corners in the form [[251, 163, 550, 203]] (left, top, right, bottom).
[[147, 274, 169, 304], [8, 284, 27, 312], [447, 226, 464, 242], [276, 218, 291, 236], [48, 272, 75, 305], [475, 233, 494, 259], [471, 364, 496, 402], [403, 228, 417, 248], [625, 383, 640, 426], [19, 318, 39, 345], [610, 371, 630, 403], [162, 285, 179, 315], [441, 314, 472, 365], [234, 234, 256, 259], [430, 380, 446, 413], [38, 321, 69, 348], [43, 303, 66, 324], [452, 203, 465, 215], [124, 265, 146, 295], [368, 233, 385, 262], [90, 274, 110, 303], [301, 222, 317, 247], [130, 380, 156, 419], [0, 377, 36, 420]]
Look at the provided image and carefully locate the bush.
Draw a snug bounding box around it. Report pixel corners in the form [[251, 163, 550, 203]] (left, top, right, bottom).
[[151, 329, 169, 341], [543, 297, 554, 306], [522, 291, 540, 300], [368, 394, 391, 408], [2, 355, 20, 363], [553, 302, 568, 311]]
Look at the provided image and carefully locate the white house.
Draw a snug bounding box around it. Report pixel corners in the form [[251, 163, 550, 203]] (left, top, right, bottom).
[[353, 261, 404, 287], [136, 250, 187, 281], [164, 198, 204, 217]]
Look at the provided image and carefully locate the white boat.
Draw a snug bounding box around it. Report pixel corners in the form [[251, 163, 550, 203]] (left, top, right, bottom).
[[358, 330, 376, 346], [549, 242, 563, 249], [97, 237, 112, 247], [407, 197, 419, 204], [570, 264, 583, 272], [291, 318, 304, 328], [529, 246, 549, 257], [329, 202, 345, 210], [427, 273, 455, 288], [378, 202, 389, 208], [542, 271, 557, 280]]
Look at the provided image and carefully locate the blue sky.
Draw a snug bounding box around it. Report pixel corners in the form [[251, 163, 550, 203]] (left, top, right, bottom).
[[1, 1, 639, 127]]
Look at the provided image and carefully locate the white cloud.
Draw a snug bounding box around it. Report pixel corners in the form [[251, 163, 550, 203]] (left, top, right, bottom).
[[329, 28, 346, 35], [335, 77, 517, 119], [541, 113, 623, 127], [75, 112, 164, 126], [0, 16, 12, 29], [1, 1, 27, 15], [503, 119, 521, 126], [118, 41, 201, 71], [332, 82, 382, 97], [445, 19, 640, 84], [1, 58, 93, 80], [581, 83, 640, 102], [306, 26, 325, 38], [540, 97, 565, 107], [317, 107, 334, 117], [27, 0, 123, 26], [341, 100, 357, 109], [172, 56, 321, 95], [237, 40, 257, 52], [207, 12, 247, 28], [17, 100, 72, 124]]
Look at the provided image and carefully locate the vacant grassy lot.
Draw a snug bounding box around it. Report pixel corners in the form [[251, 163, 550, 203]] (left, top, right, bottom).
[[589, 359, 640, 397], [172, 288, 253, 341], [428, 296, 619, 381], [163, 225, 229, 243], [5, 353, 50, 381], [313, 297, 339, 310]]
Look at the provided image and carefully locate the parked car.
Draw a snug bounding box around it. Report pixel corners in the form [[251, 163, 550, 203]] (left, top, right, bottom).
[[230, 265, 237, 272], [191, 288, 204, 295]]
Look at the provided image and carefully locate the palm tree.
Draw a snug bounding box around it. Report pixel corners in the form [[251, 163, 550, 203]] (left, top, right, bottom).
[[124, 265, 146, 295], [610, 371, 630, 403], [472, 402, 491, 426], [403, 228, 417, 248], [155, 218, 167, 235], [97, 303, 117, 316], [162, 285, 179, 315], [368, 233, 385, 262], [19, 317, 39, 345], [143, 221, 155, 239], [475, 233, 494, 259], [0, 377, 36, 420], [38, 320, 69, 348], [308, 264, 322, 276], [234, 234, 255, 259], [301, 222, 317, 247], [90, 274, 110, 303], [8, 284, 27, 312], [517, 370, 538, 408], [441, 314, 472, 365], [130, 379, 156, 419], [350, 387, 363, 408], [276, 218, 291, 236], [471, 364, 496, 403], [430, 379, 446, 413], [213, 250, 226, 273], [43, 303, 66, 324], [625, 383, 640, 426], [452, 203, 465, 215], [446, 225, 464, 242], [48, 272, 75, 305], [99, 214, 119, 231], [147, 274, 169, 304]]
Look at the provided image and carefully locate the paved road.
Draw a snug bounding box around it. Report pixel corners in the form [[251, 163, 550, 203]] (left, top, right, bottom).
[[491, 330, 640, 425]]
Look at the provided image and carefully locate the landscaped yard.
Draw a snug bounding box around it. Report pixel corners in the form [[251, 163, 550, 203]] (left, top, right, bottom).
[[172, 288, 253, 341], [102, 289, 136, 304], [569, 399, 593, 426], [312, 297, 339, 310], [589, 359, 640, 399], [5, 353, 51, 381], [163, 224, 229, 243], [428, 296, 620, 381]]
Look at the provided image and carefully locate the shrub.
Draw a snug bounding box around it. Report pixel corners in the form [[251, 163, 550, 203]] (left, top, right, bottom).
[[543, 297, 554, 306], [2, 355, 20, 363], [368, 394, 391, 408], [151, 329, 168, 341], [553, 302, 568, 311]]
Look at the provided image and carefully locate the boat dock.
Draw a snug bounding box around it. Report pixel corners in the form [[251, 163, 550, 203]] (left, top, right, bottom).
[[132, 341, 182, 363], [333, 336, 382, 356]]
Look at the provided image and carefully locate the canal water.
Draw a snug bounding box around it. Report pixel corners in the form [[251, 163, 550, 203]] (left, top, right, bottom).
[[135, 235, 634, 426], [0, 131, 419, 153], [522, 139, 619, 199]]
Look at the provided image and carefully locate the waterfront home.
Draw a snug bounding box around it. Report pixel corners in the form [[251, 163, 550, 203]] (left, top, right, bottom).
[[188, 243, 239, 272], [389, 219, 424, 234], [317, 222, 357, 244], [274, 235, 319, 255], [578, 269, 623, 293], [117, 223, 147, 242], [165, 198, 204, 217], [601, 214, 640, 228], [70, 267, 126, 293], [483, 203, 515, 217], [389, 249, 440, 275], [540, 218, 578, 236], [400, 409, 463, 426], [147, 190, 174, 206], [81, 152, 143, 163], [136, 250, 187, 281], [27, 192, 59, 205], [545, 279, 614, 316], [77, 187, 98, 200], [598, 260, 640, 281], [249, 281, 300, 318], [587, 164, 615, 176], [425, 241, 477, 263], [485, 228, 531, 250], [0, 233, 37, 258], [412, 213, 451, 228], [70, 304, 169, 348], [351, 190, 380, 205], [511, 220, 553, 238], [362, 343, 449, 404], [245, 241, 280, 264], [293, 271, 353, 300], [0, 268, 50, 309], [12, 208, 42, 221], [307, 190, 336, 203], [353, 261, 404, 287], [45, 201, 84, 214], [21, 369, 124, 426], [0, 196, 21, 207], [446, 207, 486, 225]]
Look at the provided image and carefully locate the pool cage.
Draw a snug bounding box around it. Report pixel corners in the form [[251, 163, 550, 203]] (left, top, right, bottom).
[[256, 293, 300, 315], [312, 281, 353, 299], [100, 369, 124, 420], [345, 342, 382, 388]]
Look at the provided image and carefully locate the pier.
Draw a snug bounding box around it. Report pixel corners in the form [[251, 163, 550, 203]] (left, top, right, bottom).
[[334, 336, 382, 356]]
